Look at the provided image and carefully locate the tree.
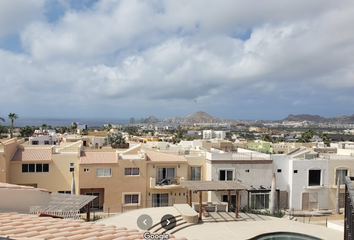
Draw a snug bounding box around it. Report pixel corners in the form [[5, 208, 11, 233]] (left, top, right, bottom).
[[42, 123, 47, 131], [19, 125, 34, 137], [297, 129, 314, 143], [8, 113, 18, 138], [261, 134, 272, 142], [105, 132, 126, 148], [71, 122, 77, 133]]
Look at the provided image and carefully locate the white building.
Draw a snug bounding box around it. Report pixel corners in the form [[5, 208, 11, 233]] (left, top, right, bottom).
[[29, 133, 57, 145], [205, 148, 273, 210], [202, 130, 226, 140]]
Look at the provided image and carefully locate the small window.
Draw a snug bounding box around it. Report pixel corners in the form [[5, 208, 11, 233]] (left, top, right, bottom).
[[84, 168, 89, 172], [43, 164, 49, 172], [36, 164, 43, 172], [245, 170, 250, 173], [70, 163, 74, 172], [32, 141, 38, 145], [294, 170, 298, 173], [124, 168, 139, 176], [309, 170, 321, 186], [22, 164, 28, 173], [96, 168, 111, 177], [29, 164, 35, 172], [219, 170, 233, 181], [124, 194, 139, 204], [44, 141, 50, 145], [190, 166, 202, 180], [277, 169, 282, 173], [58, 191, 71, 194]]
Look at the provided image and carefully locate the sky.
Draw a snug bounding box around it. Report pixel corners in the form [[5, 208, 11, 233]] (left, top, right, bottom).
[[1, 0, 354, 121]]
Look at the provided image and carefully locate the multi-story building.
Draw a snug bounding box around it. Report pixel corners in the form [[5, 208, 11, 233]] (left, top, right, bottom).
[[205, 148, 274, 210], [79, 144, 147, 213]]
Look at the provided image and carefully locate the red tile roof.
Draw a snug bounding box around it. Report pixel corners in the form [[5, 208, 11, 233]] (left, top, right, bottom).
[[0, 212, 188, 240], [11, 147, 52, 162], [144, 149, 187, 162], [80, 152, 117, 164]]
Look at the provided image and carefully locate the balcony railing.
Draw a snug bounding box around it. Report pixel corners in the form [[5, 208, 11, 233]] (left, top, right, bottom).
[[149, 177, 184, 189]]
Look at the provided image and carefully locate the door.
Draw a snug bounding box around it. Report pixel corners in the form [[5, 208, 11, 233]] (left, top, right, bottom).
[[152, 193, 169, 207], [86, 192, 100, 209]]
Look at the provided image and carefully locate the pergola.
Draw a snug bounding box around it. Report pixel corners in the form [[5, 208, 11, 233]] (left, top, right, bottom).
[[30, 193, 97, 221], [181, 181, 250, 220]]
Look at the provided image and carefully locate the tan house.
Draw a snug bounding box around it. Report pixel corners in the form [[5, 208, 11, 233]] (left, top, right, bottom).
[[79, 144, 147, 213], [144, 149, 189, 208], [9, 141, 81, 193]]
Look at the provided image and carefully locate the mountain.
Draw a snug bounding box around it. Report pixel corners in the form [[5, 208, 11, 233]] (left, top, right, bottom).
[[283, 114, 328, 123], [163, 111, 235, 124], [282, 114, 354, 123]]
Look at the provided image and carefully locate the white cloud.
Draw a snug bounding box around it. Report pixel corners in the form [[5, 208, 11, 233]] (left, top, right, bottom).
[[1, 0, 354, 118], [0, 0, 45, 38]]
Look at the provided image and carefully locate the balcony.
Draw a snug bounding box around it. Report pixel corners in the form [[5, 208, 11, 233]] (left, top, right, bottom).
[[149, 177, 185, 189]]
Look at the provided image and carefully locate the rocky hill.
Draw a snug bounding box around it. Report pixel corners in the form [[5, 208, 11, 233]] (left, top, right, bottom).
[[163, 111, 235, 124], [282, 113, 354, 123], [140, 116, 159, 123]]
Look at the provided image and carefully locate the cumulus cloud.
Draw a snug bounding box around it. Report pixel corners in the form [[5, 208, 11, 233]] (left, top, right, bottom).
[[0, 0, 45, 38], [1, 0, 354, 119]]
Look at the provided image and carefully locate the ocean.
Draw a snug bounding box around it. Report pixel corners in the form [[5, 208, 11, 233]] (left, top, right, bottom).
[[3, 118, 132, 127]]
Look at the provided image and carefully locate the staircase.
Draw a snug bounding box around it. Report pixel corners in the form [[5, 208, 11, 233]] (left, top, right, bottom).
[[147, 215, 195, 235]]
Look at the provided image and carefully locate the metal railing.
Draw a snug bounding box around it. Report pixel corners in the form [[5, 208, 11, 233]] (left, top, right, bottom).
[[344, 176, 354, 240]]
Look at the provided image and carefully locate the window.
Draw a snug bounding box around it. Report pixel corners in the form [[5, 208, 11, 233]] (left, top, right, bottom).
[[69, 163, 74, 172], [58, 191, 71, 194], [336, 169, 348, 185], [245, 170, 250, 173], [157, 167, 175, 183], [22, 164, 49, 173], [308, 170, 321, 186], [84, 168, 89, 172], [124, 194, 139, 204], [219, 169, 233, 181], [124, 167, 139, 176], [152, 193, 169, 207], [251, 192, 270, 210], [96, 168, 111, 177], [294, 170, 298, 173], [190, 166, 201, 181], [44, 141, 50, 145], [32, 141, 38, 145], [277, 169, 282, 173]]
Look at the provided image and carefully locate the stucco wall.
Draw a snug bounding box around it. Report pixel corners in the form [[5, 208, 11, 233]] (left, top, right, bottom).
[[0, 188, 51, 213]]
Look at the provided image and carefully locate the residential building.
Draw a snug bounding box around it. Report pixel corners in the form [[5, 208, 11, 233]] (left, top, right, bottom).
[[205, 148, 274, 210], [145, 149, 188, 208], [79, 144, 147, 213]]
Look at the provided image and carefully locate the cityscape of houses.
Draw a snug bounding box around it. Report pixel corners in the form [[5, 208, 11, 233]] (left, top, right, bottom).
[[0, 118, 354, 239]]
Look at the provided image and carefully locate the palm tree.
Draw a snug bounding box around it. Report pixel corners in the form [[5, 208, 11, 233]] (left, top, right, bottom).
[[8, 113, 19, 139]]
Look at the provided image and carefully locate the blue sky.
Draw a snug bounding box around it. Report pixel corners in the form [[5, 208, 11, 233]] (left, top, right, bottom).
[[1, 0, 354, 121]]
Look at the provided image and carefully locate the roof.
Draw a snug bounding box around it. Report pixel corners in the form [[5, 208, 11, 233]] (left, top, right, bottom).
[[0, 182, 51, 193], [144, 149, 187, 162], [11, 147, 52, 162], [80, 152, 117, 164], [0, 212, 187, 240], [181, 181, 251, 191]]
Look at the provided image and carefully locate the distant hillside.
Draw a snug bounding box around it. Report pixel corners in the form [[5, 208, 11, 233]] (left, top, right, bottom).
[[163, 111, 235, 124], [282, 113, 354, 123]]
